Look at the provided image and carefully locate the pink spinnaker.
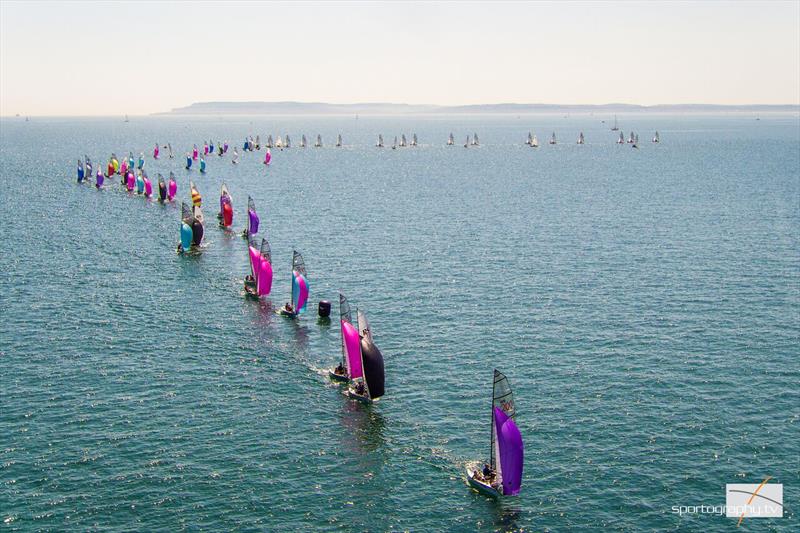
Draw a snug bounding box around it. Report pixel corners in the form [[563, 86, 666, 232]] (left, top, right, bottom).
[[257, 258, 273, 296], [341, 320, 363, 379]]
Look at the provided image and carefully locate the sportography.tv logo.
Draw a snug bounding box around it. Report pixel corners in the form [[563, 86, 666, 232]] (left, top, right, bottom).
[[727, 478, 783, 526]]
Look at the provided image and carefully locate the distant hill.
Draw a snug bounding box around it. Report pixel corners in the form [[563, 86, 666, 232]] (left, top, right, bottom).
[[158, 101, 799, 115]]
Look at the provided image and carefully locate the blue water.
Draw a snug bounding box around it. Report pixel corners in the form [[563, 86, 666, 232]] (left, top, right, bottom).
[[1, 114, 798, 531]]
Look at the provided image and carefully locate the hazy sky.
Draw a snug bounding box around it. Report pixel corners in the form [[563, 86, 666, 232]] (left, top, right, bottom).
[[1, 1, 798, 115]]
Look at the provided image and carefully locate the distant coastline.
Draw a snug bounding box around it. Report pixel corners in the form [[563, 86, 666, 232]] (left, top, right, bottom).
[[157, 101, 800, 116]]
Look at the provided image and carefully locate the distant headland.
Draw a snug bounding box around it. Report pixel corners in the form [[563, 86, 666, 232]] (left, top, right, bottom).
[[157, 101, 800, 115]]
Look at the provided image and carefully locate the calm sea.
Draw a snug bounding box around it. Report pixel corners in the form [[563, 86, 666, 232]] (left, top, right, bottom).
[[1, 114, 798, 531]]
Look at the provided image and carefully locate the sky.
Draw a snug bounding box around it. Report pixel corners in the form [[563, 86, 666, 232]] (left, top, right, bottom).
[[1, 0, 799, 116]]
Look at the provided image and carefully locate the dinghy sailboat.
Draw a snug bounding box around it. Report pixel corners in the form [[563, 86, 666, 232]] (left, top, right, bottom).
[[447, 132, 454, 146], [617, 131, 625, 144], [652, 131, 660, 143], [266, 135, 273, 148], [549, 132, 557, 145], [315, 134, 322, 147], [472, 133, 479, 146], [301, 134, 307, 148], [279, 251, 309, 318], [526, 132, 532, 146], [329, 292, 357, 382], [218, 183, 233, 228], [577, 132, 585, 144], [336, 134, 342, 147], [346, 308, 385, 403], [531, 134, 539, 148], [179, 201, 204, 252], [400, 134, 407, 147], [376, 134, 384, 148], [245, 236, 273, 298], [411, 133, 418, 146], [466, 369, 524, 498], [285, 135, 291, 148], [464, 135, 470, 148], [243, 196, 259, 238]]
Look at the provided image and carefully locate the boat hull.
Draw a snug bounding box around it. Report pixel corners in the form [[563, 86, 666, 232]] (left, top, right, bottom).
[[328, 369, 349, 383], [466, 467, 501, 498], [346, 389, 372, 404]]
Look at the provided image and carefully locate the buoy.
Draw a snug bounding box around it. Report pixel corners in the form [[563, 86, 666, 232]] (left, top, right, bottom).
[[318, 300, 331, 318]]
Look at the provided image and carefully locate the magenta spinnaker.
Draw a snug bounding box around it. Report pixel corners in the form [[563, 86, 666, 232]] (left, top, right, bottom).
[[494, 407, 524, 496], [167, 179, 177, 201], [342, 320, 363, 379], [144, 177, 152, 197], [257, 258, 273, 296], [249, 246, 261, 281]]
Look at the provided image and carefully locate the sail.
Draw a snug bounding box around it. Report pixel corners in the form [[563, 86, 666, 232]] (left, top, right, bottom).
[[400, 134, 406, 146], [412, 133, 417, 146], [220, 183, 231, 211], [337, 133, 342, 146], [493, 407, 523, 495], [316, 134, 322, 147], [267, 135, 273, 148], [181, 201, 194, 225], [473, 133, 479, 145], [449, 132, 454, 144], [532, 135, 539, 147], [527, 132, 532, 145], [248, 237, 261, 280], [358, 310, 384, 399], [291, 250, 308, 313], [247, 196, 259, 235], [378, 134, 383, 146], [190, 182, 202, 206], [339, 293, 355, 373], [490, 369, 516, 473], [257, 243, 273, 296], [285, 134, 291, 148], [292, 250, 307, 277]]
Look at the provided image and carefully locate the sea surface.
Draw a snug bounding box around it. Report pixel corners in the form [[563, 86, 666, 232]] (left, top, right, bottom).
[[1, 114, 798, 531]]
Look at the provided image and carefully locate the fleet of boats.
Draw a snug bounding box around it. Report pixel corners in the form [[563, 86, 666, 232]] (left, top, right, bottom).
[[72, 118, 665, 498]]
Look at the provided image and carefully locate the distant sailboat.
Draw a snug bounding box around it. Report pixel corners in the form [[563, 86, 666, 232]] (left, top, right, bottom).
[[577, 132, 585, 145], [300, 134, 307, 148], [377, 134, 384, 148], [124, 114, 129, 123], [218, 183, 233, 228], [465, 369, 524, 498], [652, 131, 660, 143], [549, 132, 557, 145], [336, 133, 342, 147], [243, 196, 259, 239], [315, 134, 322, 147], [617, 131, 625, 144], [531, 134, 539, 148], [275, 135, 283, 149], [447, 132, 454, 146], [411, 133, 418, 146], [526, 132, 532, 146], [611, 114, 619, 131], [627, 131, 635, 144], [471, 133, 479, 146], [285, 134, 291, 148], [266, 135, 273, 148], [246, 236, 273, 298], [392, 136, 397, 150], [464, 135, 470, 148], [400, 134, 407, 147]]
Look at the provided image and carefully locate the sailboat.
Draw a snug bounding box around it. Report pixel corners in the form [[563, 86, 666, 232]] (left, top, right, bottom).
[[577, 132, 585, 144], [472, 133, 479, 146], [392, 136, 397, 150], [218, 183, 233, 228], [301, 134, 307, 148], [168, 143, 173, 159], [526, 132, 532, 146], [266, 135, 273, 148], [400, 134, 407, 147], [245, 236, 273, 298], [329, 292, 357, 382], [231, 148, 239, 164], [611, 114, 619, 131], [466, 369, 524, 498], [124, 114, 129, 123], [157, 174, 167, 202], [275, 135, 283, 149], [464, 135, 470, 148], [179, 201, 204, 252], [243, 196, 259, 239], [549, 132, 557, 145], [617, 131, 625, 144], [336, 133, 342, 147], [190, 181, 202, 207], [627, 131, 635, 144], [346, 309, 385, 403], [652, 131, 660, 143], [447, 132, 454, 146], [377, 134, 384, 148], [279, 251, 309, 318], [315, 134, 322, 147], [531, 134, 539, 148], [167, 172, 177, 201], [285, 134, 291, 148], [411, 133, 418, 147]]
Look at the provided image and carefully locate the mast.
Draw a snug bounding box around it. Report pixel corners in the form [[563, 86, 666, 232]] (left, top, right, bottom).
[[490, 369, 515, 472]]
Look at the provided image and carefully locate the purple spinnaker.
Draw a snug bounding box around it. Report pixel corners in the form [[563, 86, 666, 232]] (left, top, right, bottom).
[[248, 209, 260, 235], [494, 407, 523, 496]]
